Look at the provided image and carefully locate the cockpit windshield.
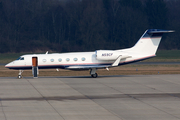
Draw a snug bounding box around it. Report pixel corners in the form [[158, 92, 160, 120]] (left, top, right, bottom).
[[16, 57, 24, 60]]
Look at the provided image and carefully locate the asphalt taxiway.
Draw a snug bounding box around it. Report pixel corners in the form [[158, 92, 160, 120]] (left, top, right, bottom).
[[1, 75, 180, 120]]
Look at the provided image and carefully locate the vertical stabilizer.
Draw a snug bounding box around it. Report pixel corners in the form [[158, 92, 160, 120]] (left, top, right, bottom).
[[130, 29, 174, 55]]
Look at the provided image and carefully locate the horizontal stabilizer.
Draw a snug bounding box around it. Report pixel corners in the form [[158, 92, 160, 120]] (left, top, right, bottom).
[[147, 29, 174, 33]]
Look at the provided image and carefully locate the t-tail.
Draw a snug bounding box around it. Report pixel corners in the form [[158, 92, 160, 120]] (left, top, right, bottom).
[[129, 29, 174, 55]]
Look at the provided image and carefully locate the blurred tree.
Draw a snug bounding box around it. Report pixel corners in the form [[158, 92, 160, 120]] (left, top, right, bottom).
[[0, 0, 179, 53], [162, 0, 180, 50], [78, 0, 108, 51], [102, 0, 121, 49], [145, 0, 168, 29]]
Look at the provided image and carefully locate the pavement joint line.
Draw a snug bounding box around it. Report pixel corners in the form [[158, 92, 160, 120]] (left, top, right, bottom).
[[126, 77, 180, 120], [129, 75, 180, 100], [25, 78, 66, 120], [0, 98, 7, 120], [153, 75, 180, 86], [150, 75, 180, 107], [93, 78, 128, 120], [58, 78, 125, 120], [1, 75, 180, 119], [128, 93, 180, 119], [98, 76, 180, 120]]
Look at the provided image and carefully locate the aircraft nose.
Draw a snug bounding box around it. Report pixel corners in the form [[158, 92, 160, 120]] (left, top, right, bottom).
[[5, 62, 14, 68], [5, 63, 10, 68]]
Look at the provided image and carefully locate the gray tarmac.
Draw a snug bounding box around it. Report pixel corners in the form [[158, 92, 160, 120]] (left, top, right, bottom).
[[1, 75, 180, 120]]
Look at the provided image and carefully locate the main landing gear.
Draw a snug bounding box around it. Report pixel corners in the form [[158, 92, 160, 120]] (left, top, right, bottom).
[[91, 73, 98, 78], [17, 70, 23, 79], [90, 68, 98, 78]]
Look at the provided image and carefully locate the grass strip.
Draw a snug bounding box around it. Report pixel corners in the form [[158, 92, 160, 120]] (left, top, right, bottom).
[[1, 64, 180, 77]]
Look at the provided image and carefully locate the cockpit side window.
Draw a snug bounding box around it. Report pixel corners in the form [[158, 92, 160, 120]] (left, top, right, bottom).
[[16, 57, 21, 60], [20, 57, 24, 60], [16, 57, 24, 60]]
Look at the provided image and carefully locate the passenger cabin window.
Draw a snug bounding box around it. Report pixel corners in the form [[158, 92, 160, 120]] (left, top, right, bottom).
[[43, 59, 46, 62], [74, 58, 78, 61], [66, 58, 70, 62], [50, 59, 54, 62], [81, 57, 86, 61], [58, 58, 62, 62]]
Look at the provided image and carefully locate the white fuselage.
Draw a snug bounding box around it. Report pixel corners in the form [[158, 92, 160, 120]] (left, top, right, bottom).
[[5, 50, 154, 70]]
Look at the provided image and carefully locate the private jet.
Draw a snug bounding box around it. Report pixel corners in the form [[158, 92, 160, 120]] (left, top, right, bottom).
[[5, 29, 174, 78]]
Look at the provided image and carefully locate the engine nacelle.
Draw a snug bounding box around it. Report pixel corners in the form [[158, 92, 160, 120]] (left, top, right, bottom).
[[96, 50, 121, 60]]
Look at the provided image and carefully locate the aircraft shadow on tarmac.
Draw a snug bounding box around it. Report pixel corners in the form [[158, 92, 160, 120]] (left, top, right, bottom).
[[29, 75, 139, 79]]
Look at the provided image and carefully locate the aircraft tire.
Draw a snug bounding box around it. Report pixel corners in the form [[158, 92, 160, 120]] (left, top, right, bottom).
[[17, 75, 22, 79], [91, 73, 98, 78]]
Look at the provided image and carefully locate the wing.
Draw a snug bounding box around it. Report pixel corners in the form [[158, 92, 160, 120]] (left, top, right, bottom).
[[65, 65, 111, 70]]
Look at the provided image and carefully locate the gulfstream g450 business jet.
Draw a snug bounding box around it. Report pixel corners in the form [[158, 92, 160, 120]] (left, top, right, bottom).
[[5, 29, 174, 78]]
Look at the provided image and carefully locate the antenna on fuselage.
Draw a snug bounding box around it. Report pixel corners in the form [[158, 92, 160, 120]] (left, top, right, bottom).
[[46, 51, 48, 54]]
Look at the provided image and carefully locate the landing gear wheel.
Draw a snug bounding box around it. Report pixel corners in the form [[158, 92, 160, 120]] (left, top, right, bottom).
[[17, 75, 22, 79], [17, 70, 23, 79], [90, 68, 97, 78], [91, 73, 98, 78]]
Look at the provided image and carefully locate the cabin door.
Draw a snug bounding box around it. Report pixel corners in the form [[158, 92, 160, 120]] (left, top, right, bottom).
[[32, 57, 38, 67], [32, 57, 38, 78]]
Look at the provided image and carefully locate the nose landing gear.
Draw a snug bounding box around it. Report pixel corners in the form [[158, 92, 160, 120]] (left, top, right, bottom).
[[18, 70, 23, 79]]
